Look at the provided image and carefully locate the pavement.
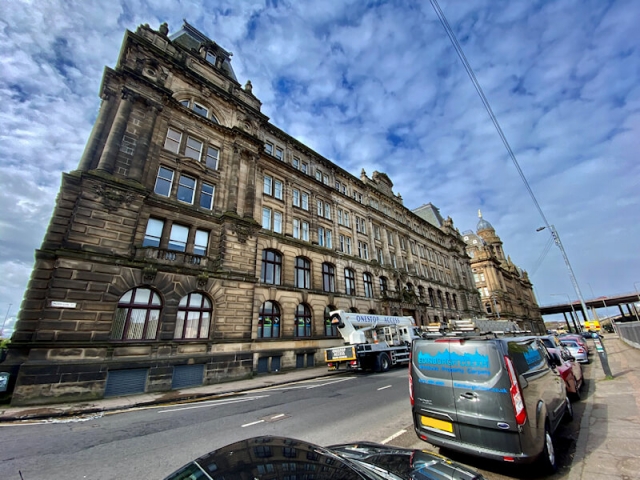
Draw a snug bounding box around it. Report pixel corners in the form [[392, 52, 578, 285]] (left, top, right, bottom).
[[1, 335, 639, 479]]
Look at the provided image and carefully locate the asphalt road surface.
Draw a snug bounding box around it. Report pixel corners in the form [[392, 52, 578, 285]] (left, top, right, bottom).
[[0, 364, 589, 480]]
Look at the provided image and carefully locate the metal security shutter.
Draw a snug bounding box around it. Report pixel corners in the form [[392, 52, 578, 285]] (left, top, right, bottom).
[[306, 354, 315, 367], [104, 369, 148, 398], [296, 354, 305, 369], [172, 364, 204, 390], [271, 356, 281, 372]]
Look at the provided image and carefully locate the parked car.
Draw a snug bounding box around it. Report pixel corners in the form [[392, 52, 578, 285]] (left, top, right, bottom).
[[410, 335, 572, 473], [163, 436, 486, 480], [561, 339, 589, 363], [547, 346, 584, 399], [559, 333, 590, 353]]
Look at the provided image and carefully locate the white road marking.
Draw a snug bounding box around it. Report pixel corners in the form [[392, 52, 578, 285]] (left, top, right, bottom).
[[270, 413, 285, 420], [158, 395, 269, 413], [377, 385, 392, 391], [242, 419, 265, 428], [381, 429, 407, 445], [306, 377, 356, 389]]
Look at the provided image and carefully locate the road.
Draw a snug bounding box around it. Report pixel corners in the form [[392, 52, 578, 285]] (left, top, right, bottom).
[[0, 364, 589, 480]]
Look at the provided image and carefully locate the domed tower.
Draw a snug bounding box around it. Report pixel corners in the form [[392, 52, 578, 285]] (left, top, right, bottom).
[[476, 210, 505, 262]]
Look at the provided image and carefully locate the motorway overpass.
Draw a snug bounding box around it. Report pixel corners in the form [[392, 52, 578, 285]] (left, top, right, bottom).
[[540, 291, 640, 332]]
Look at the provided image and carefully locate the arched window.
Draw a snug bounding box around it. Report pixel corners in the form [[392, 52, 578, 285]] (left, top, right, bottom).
[[433, 315, 439, 324], [485, 303, 493, 314], [446, 292, 452, 309], [324, 305, 338, 336], [322, 263, 335, 292], [295, 304, 312, 337], [379, 276, 388, 296], [295, 256, 311, 289], [260, 249, 282, 285], [174, 292, 212, 339], [363, 272, 373, 298], [345, 268, 356, 295], [368, 309, 377, 314], [406, 283, 414, 293], [111, 287, 162, 340], [428, 288, 435, 307], [395, 279, 402, 293], [258, 301, 281, 338], [349, 307, 359, 313], [437, 290, 444, 308], [453, 294, 458, 310], [418, 286, 425, 298]]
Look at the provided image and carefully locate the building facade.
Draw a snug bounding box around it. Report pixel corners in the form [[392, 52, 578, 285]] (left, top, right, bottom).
[[2, 22, 482, 406], [462, 211, 545, 333]]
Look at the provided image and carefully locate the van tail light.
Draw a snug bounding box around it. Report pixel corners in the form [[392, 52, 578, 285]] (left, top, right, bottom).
[[504, 355, 527, 426]]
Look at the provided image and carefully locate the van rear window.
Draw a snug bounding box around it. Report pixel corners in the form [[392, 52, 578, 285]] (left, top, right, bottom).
[[414, 341, 500, 381], [507, 340, 547, 375]]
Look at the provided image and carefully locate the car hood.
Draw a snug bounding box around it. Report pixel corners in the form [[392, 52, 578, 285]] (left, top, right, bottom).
[[163, 436, 485, 480]]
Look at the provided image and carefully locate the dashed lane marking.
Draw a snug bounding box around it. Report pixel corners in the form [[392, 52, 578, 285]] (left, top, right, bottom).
[[158, 395, 270, 413], [381, 429, 407, 445], [377, 385, 392, 391]]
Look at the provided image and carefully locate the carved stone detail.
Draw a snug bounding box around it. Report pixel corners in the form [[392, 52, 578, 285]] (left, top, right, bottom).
[[94, 184, 135, 212]]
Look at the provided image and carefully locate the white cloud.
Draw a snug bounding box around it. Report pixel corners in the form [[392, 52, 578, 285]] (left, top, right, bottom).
[[1, 0, 639, 321]]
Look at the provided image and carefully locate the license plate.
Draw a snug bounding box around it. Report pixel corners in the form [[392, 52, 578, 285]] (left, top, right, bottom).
[[421, 415, 453, 433]]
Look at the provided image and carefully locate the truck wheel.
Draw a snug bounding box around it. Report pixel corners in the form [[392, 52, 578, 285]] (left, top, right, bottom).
[[377, 353, 390, 372]]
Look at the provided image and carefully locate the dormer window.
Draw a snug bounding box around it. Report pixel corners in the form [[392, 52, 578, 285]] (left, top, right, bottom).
[[192, 102, 209, 118], [178, 98, 219, 124], [205, 51, 217, 66]]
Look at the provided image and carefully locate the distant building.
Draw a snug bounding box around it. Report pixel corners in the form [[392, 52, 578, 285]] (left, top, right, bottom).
[[462, 211, 545, 333], [2, 22, 483, 406]]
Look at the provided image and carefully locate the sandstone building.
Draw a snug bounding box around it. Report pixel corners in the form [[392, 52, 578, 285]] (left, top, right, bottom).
[[462, 211, 544, 333], [2, 22, 483, 406]]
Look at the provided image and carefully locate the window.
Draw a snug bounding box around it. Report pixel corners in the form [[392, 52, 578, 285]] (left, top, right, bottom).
[[193, 229, 209, 256], [446, 292, 452, 309], [410, 242, 417, 255], [168, 224, 189, 252], [318, 227, 332, 248], [258, 301, 281, 338], [324, 202, 331, 220], [473, 272, 486, 283], [293, 219, 310, 241], [260, 250, 282, 285], [344, 268, 356, 296], [295, 304, 312, 337], [301, 192, 309, 210], [177, 174, 196, 204], [192, 102, 209, 118], [206, 146, 219, 169], [174, 293, 212, 339], [339, 235, 352, 255], [376, 248, 384, 264], [274, 180, 283, 200], [301, 162, 308, 174], [387, 230, 394, 246], [322, 263, 335, 292], [353, 191, 363, 203], [293, 157, 300, 169], [358, 241, 369, 260], [295, 257, 311, 289], [374, 225, 381, 240], [262, 207, 271, 230], [437, 290, 444, 308], [264, 142, 273, 155], [400, 237, 406, 250], [337, 209, 343, 225], [200, 182, 215, 209], [264, 175, 273, 195], [453, 294, 458, 310], [293, 189, 300, 207], [317, 200, 323, 216], [185, 136, 203, 161], [429, 288, 435, 306], [164, 128, 182, 153], [343, 211, 350, 227], [111, 287, 161, 340], [323, 174, 329, 185], [392, 256, 397, 269], [205, 51, 217, 65], [324, 305, 338, 336], [355, 217, 367, 234], [142, 218, 164, 247], [154, 167, 174, 197], [315, 170, 322, 181], [273, 211, 283, 233], [363, 273, 373, 298], [275, 147, 284, 161]]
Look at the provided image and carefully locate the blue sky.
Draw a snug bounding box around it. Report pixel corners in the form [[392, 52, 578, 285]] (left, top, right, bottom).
[[1, 0, 639, 334]]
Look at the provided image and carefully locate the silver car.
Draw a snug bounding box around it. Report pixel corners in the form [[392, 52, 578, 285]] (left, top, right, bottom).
[[561, 339, 589, 363]]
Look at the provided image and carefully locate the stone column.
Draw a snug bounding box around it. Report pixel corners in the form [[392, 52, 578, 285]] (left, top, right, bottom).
[[128, 102, 162, 182], [96, 90, 136, 173], [225, 144, 241, 213], [242, 154, 258, 219], [78, 92, 115, 171]]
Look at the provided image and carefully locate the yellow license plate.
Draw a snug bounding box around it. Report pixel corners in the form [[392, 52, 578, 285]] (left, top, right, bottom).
[[421, 415, 453, 433]]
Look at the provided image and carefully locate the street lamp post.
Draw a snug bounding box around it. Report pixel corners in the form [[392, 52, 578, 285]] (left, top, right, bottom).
[[551, 294, 580, 333], [537, 225, 590, 327]]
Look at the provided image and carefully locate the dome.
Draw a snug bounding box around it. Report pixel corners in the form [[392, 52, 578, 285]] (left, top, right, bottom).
[[476, 209, 494, 232]]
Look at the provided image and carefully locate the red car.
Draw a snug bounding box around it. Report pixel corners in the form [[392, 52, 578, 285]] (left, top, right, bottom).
[[548, 346, 584, 400], [559, 333, 590, 353]]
